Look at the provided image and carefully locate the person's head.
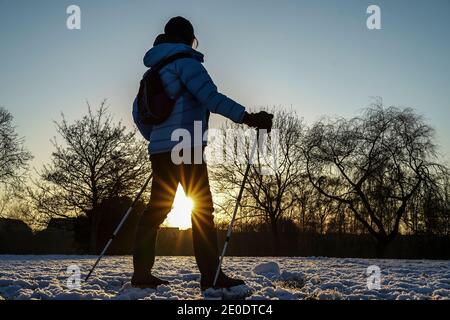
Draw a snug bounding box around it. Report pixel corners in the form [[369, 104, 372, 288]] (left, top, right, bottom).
[[163, 16, 198, 48]]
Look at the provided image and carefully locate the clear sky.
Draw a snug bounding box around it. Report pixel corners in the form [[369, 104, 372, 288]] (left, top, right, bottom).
[[1, 0, 449, 171]]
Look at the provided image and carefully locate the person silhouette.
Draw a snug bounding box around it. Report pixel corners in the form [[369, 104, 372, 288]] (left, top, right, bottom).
[[132, 16, 273, 289]]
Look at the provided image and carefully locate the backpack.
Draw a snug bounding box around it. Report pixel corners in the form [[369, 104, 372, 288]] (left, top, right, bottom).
[[136, 52, 193, 125]]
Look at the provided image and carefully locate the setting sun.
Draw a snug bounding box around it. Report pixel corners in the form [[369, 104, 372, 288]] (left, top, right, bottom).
[[164, 185, 194, 230]]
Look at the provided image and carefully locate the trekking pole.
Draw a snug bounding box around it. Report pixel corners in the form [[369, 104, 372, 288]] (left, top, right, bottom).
[[84, 172, 153, 282], [213, 130, 260, 288]]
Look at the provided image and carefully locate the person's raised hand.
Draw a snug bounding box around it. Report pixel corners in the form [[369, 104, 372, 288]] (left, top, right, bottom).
[[243, 111, 274, 132]]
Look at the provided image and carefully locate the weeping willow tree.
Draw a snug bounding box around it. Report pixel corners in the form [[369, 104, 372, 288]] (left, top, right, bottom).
[[304, 101, 444, 257]]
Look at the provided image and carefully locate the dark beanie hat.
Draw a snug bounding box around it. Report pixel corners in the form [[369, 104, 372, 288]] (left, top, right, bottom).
[[164, 16, 195, 45]]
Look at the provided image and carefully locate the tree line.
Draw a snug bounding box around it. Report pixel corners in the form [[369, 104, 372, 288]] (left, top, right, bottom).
[[1, 100, 449, 256], [211, 100, 450, 256]]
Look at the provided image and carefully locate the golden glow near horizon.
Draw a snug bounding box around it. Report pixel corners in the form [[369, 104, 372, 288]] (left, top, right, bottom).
[[164, 185, 194, 230]]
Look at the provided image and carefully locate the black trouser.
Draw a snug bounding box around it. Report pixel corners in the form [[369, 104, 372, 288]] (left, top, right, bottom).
[[134, 149, 219, 280]]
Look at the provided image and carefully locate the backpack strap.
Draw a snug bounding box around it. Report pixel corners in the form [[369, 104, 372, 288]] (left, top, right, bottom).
[[153, 52, 194, 72]]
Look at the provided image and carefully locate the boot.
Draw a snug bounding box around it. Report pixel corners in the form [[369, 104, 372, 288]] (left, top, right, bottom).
[[192, 213, 245, 291], [207, 270, 245, 291], [131, 226, 169, 288]]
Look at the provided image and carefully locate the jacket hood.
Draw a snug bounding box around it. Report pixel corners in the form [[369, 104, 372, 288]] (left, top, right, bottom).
[[143, 43, 204, 68]]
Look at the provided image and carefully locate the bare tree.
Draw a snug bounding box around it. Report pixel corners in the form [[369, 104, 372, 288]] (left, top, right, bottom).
[[0, 107, 32, 220], [0, 107, 32, 189], [404, 165, 450, 236], [211, 108, 305, 254], [30, 102, 151, 253], [304, 101, 441, 257]]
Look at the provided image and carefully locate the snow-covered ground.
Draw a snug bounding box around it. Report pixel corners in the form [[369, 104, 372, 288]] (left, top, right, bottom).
[[0, 255, 449, 300]]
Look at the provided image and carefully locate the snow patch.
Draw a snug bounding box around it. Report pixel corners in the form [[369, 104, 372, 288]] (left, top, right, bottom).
[[0, 256, 449, 300], [204, 285, 253, 300], [253, 262, 280, 278]]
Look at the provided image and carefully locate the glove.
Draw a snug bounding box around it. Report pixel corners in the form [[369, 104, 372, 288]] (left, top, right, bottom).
[[242, 111, 274, 132]]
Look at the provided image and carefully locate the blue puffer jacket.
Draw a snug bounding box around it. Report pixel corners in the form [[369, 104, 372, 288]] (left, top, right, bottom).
[[132, 43, 246, 155]]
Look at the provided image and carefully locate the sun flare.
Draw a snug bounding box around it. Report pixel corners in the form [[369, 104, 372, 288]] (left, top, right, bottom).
[[165, 185, 194, 230]]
